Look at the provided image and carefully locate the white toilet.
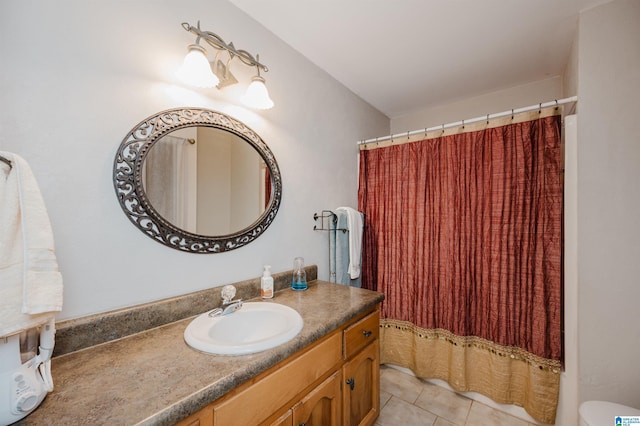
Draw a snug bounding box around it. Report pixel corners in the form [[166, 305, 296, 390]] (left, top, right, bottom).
[[579, 401, 640, 426]]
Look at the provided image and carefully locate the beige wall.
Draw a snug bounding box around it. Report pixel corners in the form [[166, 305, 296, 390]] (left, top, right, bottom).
[[391, 76, 563, 134], [577, 0, 640, 407], [0, 0, 389, 320], [197, 128, 232, 235], [563, 32, 579, 99], [229, 137, 262, 232]]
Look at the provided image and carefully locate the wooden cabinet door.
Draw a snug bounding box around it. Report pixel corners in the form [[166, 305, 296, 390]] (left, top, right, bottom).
[[291, 371, 341, 426], [342, 340, 380, 426], [213, 333, 341, 425], [267, 409, 293, 426]]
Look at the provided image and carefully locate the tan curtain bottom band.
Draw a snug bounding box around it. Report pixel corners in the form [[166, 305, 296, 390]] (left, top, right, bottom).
[[380, 319, 561, 424]]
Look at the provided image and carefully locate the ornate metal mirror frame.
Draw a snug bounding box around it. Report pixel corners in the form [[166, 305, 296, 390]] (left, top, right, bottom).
[[113, 108, 282, 253]]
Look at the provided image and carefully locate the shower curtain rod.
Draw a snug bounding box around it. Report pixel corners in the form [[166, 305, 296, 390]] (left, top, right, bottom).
[[357, 95, 578, 145]]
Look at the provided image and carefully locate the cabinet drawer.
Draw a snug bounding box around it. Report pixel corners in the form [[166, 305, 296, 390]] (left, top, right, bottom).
[[175, 405, 213, 426], [213, 332, 341, 425], [343, 310, 379, 359]]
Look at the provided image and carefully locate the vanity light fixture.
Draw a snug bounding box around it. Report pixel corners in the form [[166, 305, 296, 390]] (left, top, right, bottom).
[[177, 21, 274, 110], [241, 60, 274, 110], [176, 43, 220, 88]]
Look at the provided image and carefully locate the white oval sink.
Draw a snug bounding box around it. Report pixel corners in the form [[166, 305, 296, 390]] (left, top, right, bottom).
[[184, 302, 303, 355]]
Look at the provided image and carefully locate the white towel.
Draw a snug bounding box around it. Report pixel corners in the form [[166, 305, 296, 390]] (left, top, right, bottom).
[[0, 152, 63, 337], [336, 207, 363, 279]]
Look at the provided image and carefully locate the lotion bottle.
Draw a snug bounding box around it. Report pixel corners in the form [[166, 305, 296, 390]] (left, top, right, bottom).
[[261, 265, 274, 299]]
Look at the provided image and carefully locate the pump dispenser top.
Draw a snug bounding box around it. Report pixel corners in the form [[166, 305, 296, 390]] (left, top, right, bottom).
[[261, 265, 274, 299]]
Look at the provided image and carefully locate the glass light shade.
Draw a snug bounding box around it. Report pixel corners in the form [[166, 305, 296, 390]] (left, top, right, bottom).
[[241, 76, 274, 110], [176, 44, 219, 88]]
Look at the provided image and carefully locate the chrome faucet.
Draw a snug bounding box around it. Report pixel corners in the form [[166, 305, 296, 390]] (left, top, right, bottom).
[[209, 285, 243, 317], [220, 300, 243, 316]]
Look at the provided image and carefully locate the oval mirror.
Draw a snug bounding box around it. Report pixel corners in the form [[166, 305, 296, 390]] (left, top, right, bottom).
[[113, 108, 282, 253]]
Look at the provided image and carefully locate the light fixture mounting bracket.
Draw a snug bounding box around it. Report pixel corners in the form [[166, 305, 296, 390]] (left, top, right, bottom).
[[181, 21, 269, 74]]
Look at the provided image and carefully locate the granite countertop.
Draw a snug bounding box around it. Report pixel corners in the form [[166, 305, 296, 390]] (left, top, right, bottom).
[[19, 281, 383, 425]]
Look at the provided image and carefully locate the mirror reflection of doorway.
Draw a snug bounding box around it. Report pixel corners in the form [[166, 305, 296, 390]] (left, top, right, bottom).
[[144, 127, 269, 236]]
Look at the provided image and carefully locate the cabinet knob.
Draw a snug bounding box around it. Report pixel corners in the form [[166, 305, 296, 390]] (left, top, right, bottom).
[[346, 377, 355, 391], [362, 330, 372, 338]]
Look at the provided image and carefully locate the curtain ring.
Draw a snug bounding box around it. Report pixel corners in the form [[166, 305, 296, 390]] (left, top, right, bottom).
[[375, 137, 379, 147], [511, 109, 514, 120], [462, 119, 465, 129], [424, 127, 427, 138], [486, 114, 490, 125], [441, 124, 445, 134], [539, 102, 542, 114], [555, 99, 559, 110], [407, 130, 410, 140]]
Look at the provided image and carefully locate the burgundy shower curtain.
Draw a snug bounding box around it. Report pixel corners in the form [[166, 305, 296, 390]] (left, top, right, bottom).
[[358, 113, 562, 423]]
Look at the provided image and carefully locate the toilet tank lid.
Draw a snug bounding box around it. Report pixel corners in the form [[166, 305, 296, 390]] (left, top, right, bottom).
[[580, 401, 640, 424]]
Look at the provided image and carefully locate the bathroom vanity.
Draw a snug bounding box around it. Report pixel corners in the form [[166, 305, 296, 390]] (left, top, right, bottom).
[[178, 303, 380, 426], [18, 279, 383, 425]]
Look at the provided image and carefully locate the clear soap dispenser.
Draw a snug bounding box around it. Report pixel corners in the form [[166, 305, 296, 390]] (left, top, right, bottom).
[[291, 257, 308, 291], [261, 265, 274, 299]]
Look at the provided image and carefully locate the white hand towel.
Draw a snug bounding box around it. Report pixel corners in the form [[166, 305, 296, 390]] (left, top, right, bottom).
[[336, 207, 363, 279], [0, 152, 63, 337]]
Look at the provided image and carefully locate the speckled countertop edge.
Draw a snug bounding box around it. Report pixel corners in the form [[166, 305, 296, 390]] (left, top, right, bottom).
[[53, 266, 318, 356], [19, 281, 383, 426]]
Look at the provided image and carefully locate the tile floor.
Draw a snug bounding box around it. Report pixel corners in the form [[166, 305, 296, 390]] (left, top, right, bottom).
[[377, 365, 538, 426]]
